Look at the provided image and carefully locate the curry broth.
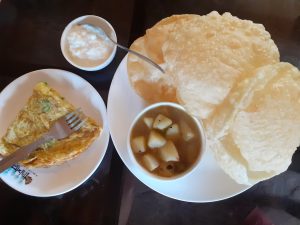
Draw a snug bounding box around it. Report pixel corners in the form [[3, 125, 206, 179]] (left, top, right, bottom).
[[130, 106, 201, 178]]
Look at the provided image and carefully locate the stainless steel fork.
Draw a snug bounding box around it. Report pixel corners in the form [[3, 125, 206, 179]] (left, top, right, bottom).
[[0, 108, 86, 173]]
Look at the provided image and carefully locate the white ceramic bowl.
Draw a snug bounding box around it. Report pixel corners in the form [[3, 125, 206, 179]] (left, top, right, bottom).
[[60, 15, 117, 71], [127, 102, 206, 181]]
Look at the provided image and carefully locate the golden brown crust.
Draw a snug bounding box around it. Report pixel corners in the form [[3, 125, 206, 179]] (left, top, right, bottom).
[[0, 82, 101, 168]]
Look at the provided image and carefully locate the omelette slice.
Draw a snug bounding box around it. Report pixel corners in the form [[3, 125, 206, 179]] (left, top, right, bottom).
[[0, 82, 101, 168]]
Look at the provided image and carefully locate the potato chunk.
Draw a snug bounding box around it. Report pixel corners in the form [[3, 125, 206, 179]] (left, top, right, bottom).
[[166, 123, 180, 137], [153, 114, 172, 130], [142, 154, 159, 171], [131, 136, 146, 153], [148, 130, 166, 148], [159, 162, 176, 177], [158, 141, 179, 162], [143, 117, 154, 128], [180, 121, 195, 141]]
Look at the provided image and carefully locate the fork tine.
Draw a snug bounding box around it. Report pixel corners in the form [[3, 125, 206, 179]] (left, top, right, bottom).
[[65, 110, 76, 120], [66, 109, 82, 123], [69, 117, 82, 128], [69, 112, 86, 128], [72, 118, 87, 131], [67, 113, 80, 124], [65, 108, 81, 120]]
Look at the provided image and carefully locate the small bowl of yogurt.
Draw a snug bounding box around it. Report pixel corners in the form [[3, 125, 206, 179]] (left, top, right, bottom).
[[61, 15, 117, 71]]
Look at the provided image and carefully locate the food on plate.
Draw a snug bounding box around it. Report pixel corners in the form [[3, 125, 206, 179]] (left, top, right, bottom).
[[131, 136, 146, 153], [127, 11, 300, 185], [153, 114, 172, 130], [166, 123, 179, 138], [130, 105, 201, 178], [66, 24, 114, 67], [127, 11, 279, 113], [158, 141, 179, 162], [207, 63, 300, 184], [142, 154, 159, 172], [0, 82, 101, 168], [127, 15, 190, 103], [143, 117, 154, 128], [148, 130, 166, 148]]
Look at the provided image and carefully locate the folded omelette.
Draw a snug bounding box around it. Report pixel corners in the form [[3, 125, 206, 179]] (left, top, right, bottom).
[[0, 82, 101, 168]]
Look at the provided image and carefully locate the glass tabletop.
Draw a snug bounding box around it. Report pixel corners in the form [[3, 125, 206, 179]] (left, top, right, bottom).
[[0, 0, 299, 225]]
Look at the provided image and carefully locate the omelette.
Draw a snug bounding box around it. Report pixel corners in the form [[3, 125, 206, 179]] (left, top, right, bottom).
[[0, 82, 101, 168]]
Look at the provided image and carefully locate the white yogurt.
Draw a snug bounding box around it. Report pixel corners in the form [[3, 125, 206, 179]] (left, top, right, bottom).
[[66, 24, 113, 67]]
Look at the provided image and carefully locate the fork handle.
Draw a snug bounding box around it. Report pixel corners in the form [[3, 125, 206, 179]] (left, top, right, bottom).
[[0, 137, 48, 173], [110, 38, 165, 74], [99, 30, 165, 73]]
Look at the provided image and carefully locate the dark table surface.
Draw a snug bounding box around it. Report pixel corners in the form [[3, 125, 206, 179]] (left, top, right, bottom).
[[0, 0, 300, 225]]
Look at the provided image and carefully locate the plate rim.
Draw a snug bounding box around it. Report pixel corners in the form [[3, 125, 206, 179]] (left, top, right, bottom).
[[0, 68, 110, 197]]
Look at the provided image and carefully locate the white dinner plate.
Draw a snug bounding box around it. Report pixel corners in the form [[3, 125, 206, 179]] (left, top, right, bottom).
[[0, 69, 110, 197], [108, 55, 251, 202]]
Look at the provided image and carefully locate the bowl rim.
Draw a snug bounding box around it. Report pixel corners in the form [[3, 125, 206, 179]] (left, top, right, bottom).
[[60, 15, 117, 71], [127, 101, 207, 182]]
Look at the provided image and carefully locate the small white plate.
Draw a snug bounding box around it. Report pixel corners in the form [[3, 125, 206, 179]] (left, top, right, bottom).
[[108, 55, 251, 202], [0, 69, 110, 197]]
